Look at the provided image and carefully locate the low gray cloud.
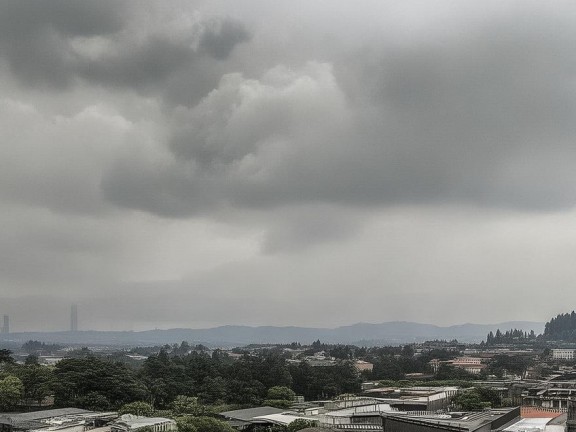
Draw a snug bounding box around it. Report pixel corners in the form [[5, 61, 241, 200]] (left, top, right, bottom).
[[3, 1, 576, 331], [198, 18, 251, 60], [102, 11, 576, 223], [0, 1, 249, 97]]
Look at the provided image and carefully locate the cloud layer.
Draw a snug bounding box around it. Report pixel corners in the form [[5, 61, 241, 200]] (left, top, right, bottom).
[[1, 1, 576, 331]]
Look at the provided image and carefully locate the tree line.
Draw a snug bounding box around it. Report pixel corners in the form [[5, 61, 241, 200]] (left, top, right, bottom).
[[544, 311, 576, 341], [485, 328, 537, 345], [0, 345, 361, 411]]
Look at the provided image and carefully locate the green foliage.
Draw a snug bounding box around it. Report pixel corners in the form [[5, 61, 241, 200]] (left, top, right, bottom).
[[0, 375, 24, 410], [486, 329, 537, 345], [175, 417, 198, 432], [78, 391, 111, 411], [266, 386, 295, 401], [287, 419, 318, 432], [545, 311, 576, 340], [119, 401, 155, 416], [435, 364, 478, 380], [171, 395, 205, 416], [451, 387, 500, 410], [12, 364, 55, 405], [487, 354, 531, 377], [53, 357, 148, 408], [0, 349, 14, 364], [22, 340, 62, 354], [198, 376, 227, 404], [289, 360, 361, 400], [176, 416, 234, 432], [262, 399, 292, 408]]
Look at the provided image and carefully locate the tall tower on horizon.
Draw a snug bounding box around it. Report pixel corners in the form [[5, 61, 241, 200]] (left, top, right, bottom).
[[1, 315, 8, 334], [70, 304, 78, 332]]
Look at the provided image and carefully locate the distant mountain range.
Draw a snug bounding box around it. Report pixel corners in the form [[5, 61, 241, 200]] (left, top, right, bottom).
[[0, 321, 545, 347]]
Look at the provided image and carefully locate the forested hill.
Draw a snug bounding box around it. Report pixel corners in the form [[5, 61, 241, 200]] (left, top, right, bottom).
[[544, 311, 576, 340], [0, 320, 544, 346]]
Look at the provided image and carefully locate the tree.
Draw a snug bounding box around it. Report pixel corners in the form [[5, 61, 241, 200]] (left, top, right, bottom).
[[0, 349, 14, 364], [263, 385, 296, 408], [176, 416, 234, 432], [171, 395, 204, 416], [54, 357, 148, 408], [287, 419, 318, 432], [14, 364, 55, 405], [118, 401, 155, 416], [452, 388, 493, 410], [266, 386, 296, 401], [78, 391, 110, 411], [175, 417, 198, 432], [0, 375, 24, 410]]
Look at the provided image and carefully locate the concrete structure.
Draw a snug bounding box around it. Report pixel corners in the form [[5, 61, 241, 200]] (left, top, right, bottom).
[[316, 400, 519, 432], [553, 350, 576, 361], [566, 398, 576, 432], [219, 407, 287, 430], [320, 403, 394, 430], [450, 357, 487, 375], [523, 387, 576, 410], [70, 305, 78, 332], [505, 411, 566, 432], [2, 315, 8, 334], [355, 360, 374, 373], [110, 416, 176, 432], [381, 407, 520, 432], [0, 408, 116, 432], [361, 386, 459, 411], [253, 413, 318, 427]]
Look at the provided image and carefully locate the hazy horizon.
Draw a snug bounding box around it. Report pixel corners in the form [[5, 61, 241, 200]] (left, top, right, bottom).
[[2, 1, 576, 332]]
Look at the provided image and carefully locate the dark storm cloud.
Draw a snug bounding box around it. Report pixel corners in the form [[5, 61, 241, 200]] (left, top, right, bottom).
[[198, 18, 251, 60], [0, 1, 249, 94], [5, 0, 576, 330], [0, 0, 127, 88], [102, 9, 576, 224]]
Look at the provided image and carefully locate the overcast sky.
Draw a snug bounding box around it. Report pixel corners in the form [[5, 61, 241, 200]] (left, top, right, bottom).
[[2, 0, 576, 332]]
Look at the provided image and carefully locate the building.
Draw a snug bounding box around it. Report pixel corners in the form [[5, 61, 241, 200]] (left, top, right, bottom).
[[70, 305, 78, 332], [553, 350, 576, 361], [355, 360, 374, 373], [523, 385, 576, 410], [451, 357, 487, 375], [110, 416, 176, 432], [1, 315, 8, 334], [219, 407, 287, 430], [0, 408, 116, 432], [361, 386, 459, 411], [381, 407, 521, 432], [315, 397, 519, 432]]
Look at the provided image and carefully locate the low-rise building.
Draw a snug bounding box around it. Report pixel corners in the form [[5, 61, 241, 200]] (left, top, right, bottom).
[[552, 349, 576, 361], [0, 408, 116, 432], [355, 360, 374, 373], [110, 415, 176, 432]]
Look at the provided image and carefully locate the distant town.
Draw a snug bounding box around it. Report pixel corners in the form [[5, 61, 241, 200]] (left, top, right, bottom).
[[2, 310, 576, 432]]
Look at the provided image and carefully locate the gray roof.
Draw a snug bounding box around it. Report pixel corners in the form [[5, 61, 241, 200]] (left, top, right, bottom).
[[385, 408, 519, 432], [219, 406, 286, 422], [0, 408, 94, 423], [298, 428, 338, 432]]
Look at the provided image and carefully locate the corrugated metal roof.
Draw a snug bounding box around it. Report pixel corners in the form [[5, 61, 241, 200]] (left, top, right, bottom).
[[219, 406, 286, 422], [0, 408, 94, 423]]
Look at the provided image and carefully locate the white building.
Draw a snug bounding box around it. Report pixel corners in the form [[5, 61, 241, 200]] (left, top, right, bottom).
[[111, 415, 176, 432], [552, 349, 576, 360]]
